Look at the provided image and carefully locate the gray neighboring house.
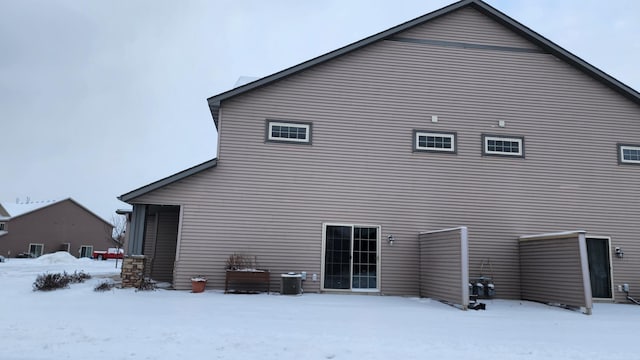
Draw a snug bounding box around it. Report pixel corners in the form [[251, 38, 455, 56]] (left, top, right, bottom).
[[119, 0, 640, 311], [0, 198, 115, 258]]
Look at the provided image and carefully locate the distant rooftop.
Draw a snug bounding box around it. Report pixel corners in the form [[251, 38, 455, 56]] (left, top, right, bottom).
[[0, 198, 113, 227], [0, 199, 63, 220]]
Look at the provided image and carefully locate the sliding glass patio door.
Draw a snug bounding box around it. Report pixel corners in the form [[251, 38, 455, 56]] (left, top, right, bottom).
[[323, 224, 379, 291]]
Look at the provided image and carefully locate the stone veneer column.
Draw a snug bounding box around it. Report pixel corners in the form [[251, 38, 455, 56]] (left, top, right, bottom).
[[121, 255, 147, 288]]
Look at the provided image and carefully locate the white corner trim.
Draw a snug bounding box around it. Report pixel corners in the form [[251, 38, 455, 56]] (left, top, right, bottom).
[[419, 226, 466, 235], [577, 232, 593, 315], [460, 226, 469, 310], [519, 230, 586, 241]]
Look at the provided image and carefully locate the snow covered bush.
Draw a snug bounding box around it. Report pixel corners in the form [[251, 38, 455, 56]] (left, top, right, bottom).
[[69, 271, 91, 283], [94, 281, 115, 292], [33, 271, 92, 291], [33, 272, 72, 291], [136, 277, 157, 291]]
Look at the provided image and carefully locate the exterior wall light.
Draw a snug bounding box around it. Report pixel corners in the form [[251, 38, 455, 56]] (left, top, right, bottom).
[[387, 234, 395, 246], [615, 247, 624, 259]]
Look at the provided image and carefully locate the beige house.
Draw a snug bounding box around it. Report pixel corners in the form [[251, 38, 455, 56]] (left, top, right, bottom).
[[0, 198, 115, 258], [119, 0, 640, 312]]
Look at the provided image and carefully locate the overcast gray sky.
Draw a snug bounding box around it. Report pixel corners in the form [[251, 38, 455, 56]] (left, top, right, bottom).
[[2, 0, 639, 223]]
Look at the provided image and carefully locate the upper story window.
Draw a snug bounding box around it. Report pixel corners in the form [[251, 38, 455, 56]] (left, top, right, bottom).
[[414, 130, 456, 153], [619, 144, 640, 165], [483, 134, 524, 157], [0, 222, 5, 231], [266, 120, 312, 144]]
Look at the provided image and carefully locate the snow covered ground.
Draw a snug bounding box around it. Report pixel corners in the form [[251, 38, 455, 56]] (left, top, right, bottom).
[[1, 253, 638, 360]]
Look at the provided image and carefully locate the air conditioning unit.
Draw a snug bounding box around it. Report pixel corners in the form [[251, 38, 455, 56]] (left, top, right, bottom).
[[281, 273, 302, 295]]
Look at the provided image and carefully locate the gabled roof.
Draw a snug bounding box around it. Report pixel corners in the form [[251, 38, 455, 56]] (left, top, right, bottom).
[[0, 199, 63, 220], [119, 158, 218, 202], [0, 204, 11, 218], [0, 198, 113, 228], [206, 0, 640, 127]]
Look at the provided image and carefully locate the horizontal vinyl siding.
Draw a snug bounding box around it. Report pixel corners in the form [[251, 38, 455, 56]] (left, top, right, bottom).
[[150, 211, 178, 283], [419, 229, 464, 307], [143, 214, 156, 277], [400, 7, 538, 49], [179, 205, 326, 291], [143, 215, 156, 260], [131, 8, 640, 299], [519, 235, 588, 307]]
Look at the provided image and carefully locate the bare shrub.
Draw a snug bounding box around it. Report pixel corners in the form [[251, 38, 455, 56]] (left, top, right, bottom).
[[33, 273, 71, 291], [69, 271, 91, 284], [225, 253, 258, 270], [136, 278, 157, 291], [33, 271, 92, 291], [94, 281, 115, 292]]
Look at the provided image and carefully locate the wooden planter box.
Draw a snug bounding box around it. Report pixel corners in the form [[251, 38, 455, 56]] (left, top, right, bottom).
[[224, 269, 270, 294]]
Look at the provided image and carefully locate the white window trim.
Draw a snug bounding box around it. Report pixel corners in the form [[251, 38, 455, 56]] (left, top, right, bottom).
[[620, 145, 640, 164], [484, 135, 523, 156], [28, 243, 44, 257], [415, 131, 456, 152], [320, 223, 381, 293], [79, 245, 93, 258], [267, 121, 310, 143]]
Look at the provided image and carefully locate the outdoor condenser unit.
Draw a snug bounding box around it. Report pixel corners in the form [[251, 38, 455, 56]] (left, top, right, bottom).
[[281, 273, 302, 295]]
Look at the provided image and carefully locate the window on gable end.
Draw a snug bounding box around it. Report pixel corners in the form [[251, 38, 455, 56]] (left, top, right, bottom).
[[414, 130, 457, 153], [482, 134, 524, 157], [266, 120, 312, 144], [618, 144, 640, 165]]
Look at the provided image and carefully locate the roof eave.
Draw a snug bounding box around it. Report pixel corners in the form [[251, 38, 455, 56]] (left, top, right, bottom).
[[208, 101, 220, 129], [118, 158, 218, 203]]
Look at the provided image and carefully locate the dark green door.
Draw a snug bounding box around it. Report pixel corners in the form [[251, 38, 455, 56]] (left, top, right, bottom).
[[586, 238, 612, 299]]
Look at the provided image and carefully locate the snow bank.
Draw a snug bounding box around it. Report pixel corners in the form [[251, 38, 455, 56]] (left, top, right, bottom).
[[1, 257, 639, 360], [33, 251, 80, 264]]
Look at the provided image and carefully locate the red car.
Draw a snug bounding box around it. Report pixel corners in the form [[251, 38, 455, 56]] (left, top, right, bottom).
[[93, 248, 124, 260]]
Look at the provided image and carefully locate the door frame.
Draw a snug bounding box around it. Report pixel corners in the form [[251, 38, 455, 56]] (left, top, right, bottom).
[[79, 245, 93, 258], [586, 235, 614, 301], [320, 223, 381, 292], [28, 243, 44, 257]]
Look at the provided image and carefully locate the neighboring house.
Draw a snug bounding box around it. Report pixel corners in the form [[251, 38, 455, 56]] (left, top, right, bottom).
[[119, 0, 640, 311], [0, 198, 115, 258]]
